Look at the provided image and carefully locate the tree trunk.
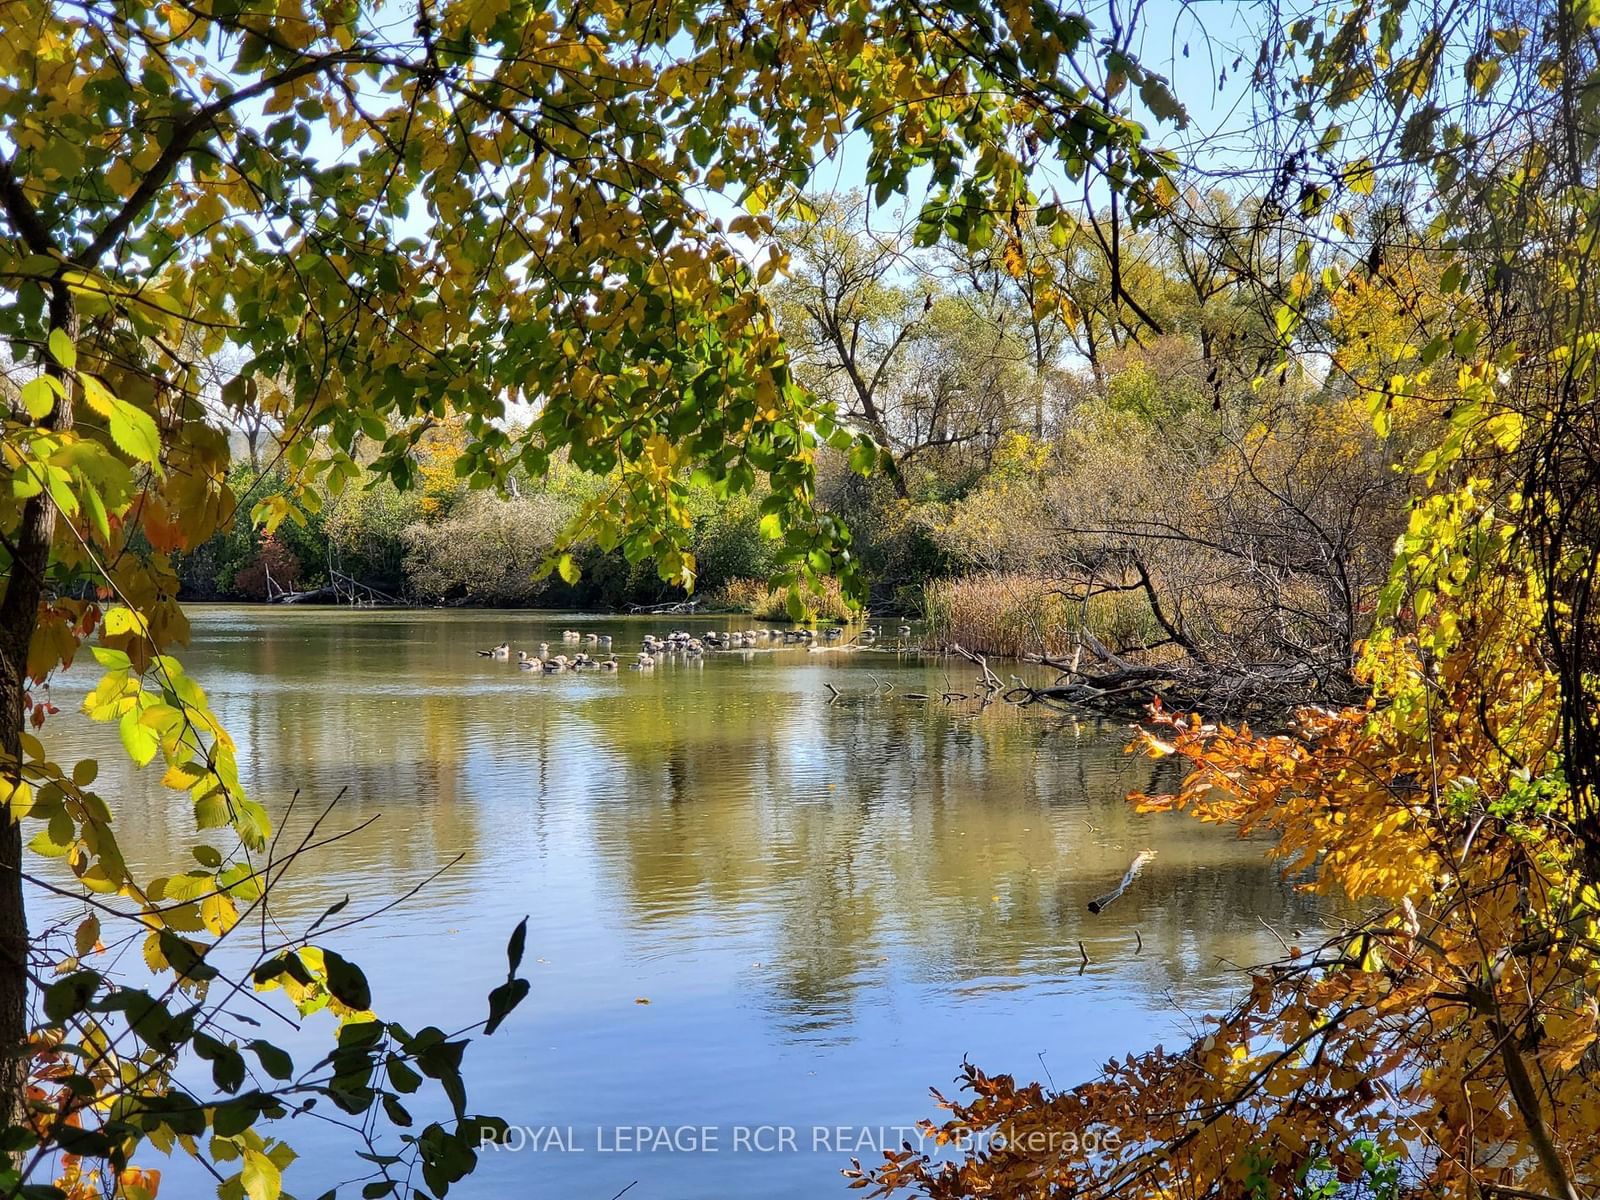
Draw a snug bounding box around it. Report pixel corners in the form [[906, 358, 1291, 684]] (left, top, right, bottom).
[[0, 283, 76, 1130], [0, 678, 30, 1132]]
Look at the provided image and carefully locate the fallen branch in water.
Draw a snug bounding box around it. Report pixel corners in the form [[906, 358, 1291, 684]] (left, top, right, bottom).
[[626, 598, 702, 614], [949, 643, 1004, 694], [1087, 850, 1156, 914]]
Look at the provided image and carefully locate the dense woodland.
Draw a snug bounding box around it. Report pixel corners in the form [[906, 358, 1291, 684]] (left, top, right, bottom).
[[4, 1, 1600, 1199]]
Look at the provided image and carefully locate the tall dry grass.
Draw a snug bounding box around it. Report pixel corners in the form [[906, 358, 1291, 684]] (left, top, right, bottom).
[[921, 573, 1161, 659], [701, 576, 854, 622]]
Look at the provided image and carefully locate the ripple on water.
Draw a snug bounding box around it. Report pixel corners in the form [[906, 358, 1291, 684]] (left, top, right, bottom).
[[36, 607, 1330, 1199]]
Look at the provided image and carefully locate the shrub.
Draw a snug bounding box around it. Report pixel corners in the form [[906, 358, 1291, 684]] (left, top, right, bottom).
[[687, 488, 778, 591], [401, 492, 573, 605], [231, 535, 303, 600], [322, 476, 422, 597]]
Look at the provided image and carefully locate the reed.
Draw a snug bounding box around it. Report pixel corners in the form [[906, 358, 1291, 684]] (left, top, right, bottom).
[[921, 573, 1161, 660], [701, 576, 853, 623]]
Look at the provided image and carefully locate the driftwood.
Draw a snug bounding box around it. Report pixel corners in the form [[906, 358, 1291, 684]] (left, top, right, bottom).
[[1087, 850, 1156, 914], [948, 643, 1004, 702], [626, 599, 701, 614], [1005, 636, 1343, 719]]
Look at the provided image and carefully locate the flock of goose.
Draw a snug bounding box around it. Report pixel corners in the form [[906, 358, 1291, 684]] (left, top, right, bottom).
[[476, 623, 916, 673]]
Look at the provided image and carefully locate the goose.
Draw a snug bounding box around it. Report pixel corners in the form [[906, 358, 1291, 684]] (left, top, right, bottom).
[[544, 655, 569, 672], [632, 652, 655, 669], [478, 642, 511, 658], [598, 635, 612, 649], [562, 629, 581, 642], [823, 627, 843, 641], [519, 657, 542, 671], [538, 642, 550, 658], [583, 632, 599, 644], [600, 655, 619, 671], [898, 623, 913, 637]]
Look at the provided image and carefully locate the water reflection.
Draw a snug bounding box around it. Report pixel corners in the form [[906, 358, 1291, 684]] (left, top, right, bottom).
[[40, 608, 1329, 1199]]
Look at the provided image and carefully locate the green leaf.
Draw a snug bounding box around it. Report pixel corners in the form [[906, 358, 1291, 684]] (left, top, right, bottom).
[[21, 377, 54, 420], [81, 482, 110, 541], [91, 646, 131, 669], [80, 375, 161, 466], [213, 1097, 261, 1139], [44, 970, 100, 1022], [247, 1039, 295, 1081], [321, 949, 372, 1010], [194, 1032, 246, 1093], [158, 929, 219, 982], [484, 977, 529, 1036], [385, 1056, 423, 1094], [506, 916, 527, 974], [119, 709, 159, 767], [556, 552, 579, 585], [48, 328, 75, 370]]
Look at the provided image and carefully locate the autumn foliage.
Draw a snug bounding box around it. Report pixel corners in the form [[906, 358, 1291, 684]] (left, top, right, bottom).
[[856, 554, 1596, 1200]]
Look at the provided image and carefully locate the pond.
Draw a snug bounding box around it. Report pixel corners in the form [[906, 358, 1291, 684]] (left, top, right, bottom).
[[41, 607, 1327, 1199]]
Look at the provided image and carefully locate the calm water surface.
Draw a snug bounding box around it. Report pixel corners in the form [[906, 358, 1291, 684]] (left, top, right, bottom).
[[43, 607, 1326, 1199]]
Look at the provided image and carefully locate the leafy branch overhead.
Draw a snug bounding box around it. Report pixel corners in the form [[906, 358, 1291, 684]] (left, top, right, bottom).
[[0, 0, 1183, 1197]]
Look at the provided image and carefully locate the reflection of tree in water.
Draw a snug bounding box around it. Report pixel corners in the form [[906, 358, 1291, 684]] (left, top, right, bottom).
[[51, 612, 1337, 1045], [591, 692, 1334, 1041], [45, 615, 510, 923]]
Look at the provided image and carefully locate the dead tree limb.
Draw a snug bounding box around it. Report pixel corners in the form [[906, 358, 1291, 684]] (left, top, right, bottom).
[[1087, 850, 1157, 914], [950, 642, 1004, 693]]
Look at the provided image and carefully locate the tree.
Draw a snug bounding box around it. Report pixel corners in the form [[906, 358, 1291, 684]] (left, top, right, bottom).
[[771, 193, 929, 497], [856, 2, 1600, 1198], [0, 0, 1185, 1193]]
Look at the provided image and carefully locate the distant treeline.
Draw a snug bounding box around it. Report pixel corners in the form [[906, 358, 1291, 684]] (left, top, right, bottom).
[[189, 186, 1412, 687]]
